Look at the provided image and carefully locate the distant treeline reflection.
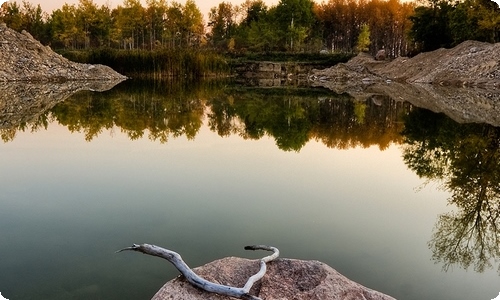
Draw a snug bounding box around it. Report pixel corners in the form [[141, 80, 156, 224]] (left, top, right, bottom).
[[1, 80, 408, 151]]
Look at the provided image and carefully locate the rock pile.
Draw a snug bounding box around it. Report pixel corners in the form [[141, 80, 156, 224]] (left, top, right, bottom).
[[374, 40, 500, 87], [151, 257, 395, 300], [0, 23, 126, 81], [311, 40, 500, 89], [309, 41, 500, 126], [0, 23, 126, 131]]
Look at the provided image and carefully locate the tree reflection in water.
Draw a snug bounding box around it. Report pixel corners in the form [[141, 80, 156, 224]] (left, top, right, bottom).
[[0, 80, 408, 151], [402, 108, 500, 274], [4, 79, 498, 275]]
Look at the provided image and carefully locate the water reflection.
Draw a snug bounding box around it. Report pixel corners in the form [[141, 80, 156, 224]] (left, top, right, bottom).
[[2, 79, 500, 279], [1, 80, 409, 152], [0, 80, 124, 130], [402, 108, 500, 274]]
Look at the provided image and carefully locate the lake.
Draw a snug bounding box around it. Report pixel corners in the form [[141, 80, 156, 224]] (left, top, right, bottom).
[[0, 79, 499, 300]]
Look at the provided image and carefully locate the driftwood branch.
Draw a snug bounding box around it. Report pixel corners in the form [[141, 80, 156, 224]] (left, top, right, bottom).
[[117, 244, 279, 300]]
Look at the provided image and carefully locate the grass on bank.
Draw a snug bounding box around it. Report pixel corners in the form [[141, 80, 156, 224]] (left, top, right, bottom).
[[58, 48, 354, 79], [58, 48, 230, 79]]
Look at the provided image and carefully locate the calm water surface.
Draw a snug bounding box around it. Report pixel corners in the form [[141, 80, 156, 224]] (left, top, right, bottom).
[[0, 80, 499, 300]]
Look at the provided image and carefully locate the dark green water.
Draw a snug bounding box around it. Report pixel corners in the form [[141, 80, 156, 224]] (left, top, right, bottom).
[[0, 80, 499, 300]]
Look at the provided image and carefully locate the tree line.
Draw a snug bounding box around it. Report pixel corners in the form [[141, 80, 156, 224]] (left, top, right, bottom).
[[0, 0, 498, 56]]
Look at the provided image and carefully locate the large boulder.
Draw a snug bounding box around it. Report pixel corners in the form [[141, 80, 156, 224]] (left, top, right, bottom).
[[375, 49, 386, 61], [151, 257, 395, 300]]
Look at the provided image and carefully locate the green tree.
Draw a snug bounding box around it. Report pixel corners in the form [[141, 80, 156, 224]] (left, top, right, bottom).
[[115, 0, 146, 49], [96, 4, 113, 47], [409, 0, 499, 51], [466, 0, 500, 43], [20, 1, 47, 42], [163, 2, 183, 48], [273, 0, 316, 51], [208, 2, 236, 49], [0, 1, 24, 32], [409, 1, 453, 51], [233, 0, 276, 52], [145, 0, 168, 49], [180, 0, 204, 47], [50, 4, 80, 48], [0, 1, 48, 42], [76, 0, 101, 48], [246, 17, 280, 52], [241, 0, 267, 25]]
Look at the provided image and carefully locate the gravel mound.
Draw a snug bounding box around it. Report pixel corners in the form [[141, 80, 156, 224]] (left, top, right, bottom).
[[0, 23, 126, 82], [312, 40, 500, 89], [309, 41, 500, 126]]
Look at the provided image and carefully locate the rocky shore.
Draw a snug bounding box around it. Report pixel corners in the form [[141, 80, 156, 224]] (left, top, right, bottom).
[[0, 23, 126, 131], [310, 41, 500, 126], [151, 257, 395, 300], [0, 23, 126, 82], [310, 40, 499, 89]]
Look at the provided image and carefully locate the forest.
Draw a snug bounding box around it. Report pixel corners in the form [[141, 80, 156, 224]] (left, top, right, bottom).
[[0, 0, 499, 71]]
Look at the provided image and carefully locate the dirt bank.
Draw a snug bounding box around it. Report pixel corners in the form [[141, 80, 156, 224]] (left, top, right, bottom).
[[309, 41, 500, 126], [0, 23, 126, 82], [0, 23, 126, 131], [311, 40, 500, 89]]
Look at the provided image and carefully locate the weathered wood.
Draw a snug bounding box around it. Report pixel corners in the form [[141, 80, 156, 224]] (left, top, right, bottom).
[[117, 244, 279, 300]]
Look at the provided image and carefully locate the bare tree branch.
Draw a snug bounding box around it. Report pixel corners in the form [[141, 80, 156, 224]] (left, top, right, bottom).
[[117, 244, 279, 300]]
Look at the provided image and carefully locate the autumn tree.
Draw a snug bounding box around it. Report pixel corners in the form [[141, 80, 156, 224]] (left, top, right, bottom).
[[145, 0, 168, 49], [180, 0, 204, 47], [49, 4, 80, 48], [114, 0, 146, 49], [355, 23, 371, 52], [315, 0, 359, 53], [208, 2, 237, 49]]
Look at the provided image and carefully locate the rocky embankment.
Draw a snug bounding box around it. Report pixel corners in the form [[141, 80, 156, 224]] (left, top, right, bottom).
[[310, 41, 500, 126], [311, 40, 499, 89], [0, 23, 126, 131], [151, 257, 395, 300], [0, 23, 126, 81]]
